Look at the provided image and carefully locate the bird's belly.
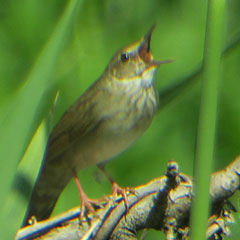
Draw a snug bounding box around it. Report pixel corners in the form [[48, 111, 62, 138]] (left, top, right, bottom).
[[69, 116, 152, 170], [63, 86, 158, 170]]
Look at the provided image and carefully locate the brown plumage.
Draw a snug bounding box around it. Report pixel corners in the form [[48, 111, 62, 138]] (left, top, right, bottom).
[[22, 26, 171, 226]]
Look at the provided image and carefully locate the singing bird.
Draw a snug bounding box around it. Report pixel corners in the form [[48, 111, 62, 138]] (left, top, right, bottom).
[[23, 26, 171, 226]]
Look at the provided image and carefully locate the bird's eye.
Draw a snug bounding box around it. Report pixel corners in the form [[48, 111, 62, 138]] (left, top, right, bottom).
[[120, 53, 129, 63]]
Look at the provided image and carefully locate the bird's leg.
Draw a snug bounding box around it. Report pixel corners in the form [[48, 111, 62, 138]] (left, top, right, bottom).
[[72, 169, 100, 219], [97, 164, 135, 210]]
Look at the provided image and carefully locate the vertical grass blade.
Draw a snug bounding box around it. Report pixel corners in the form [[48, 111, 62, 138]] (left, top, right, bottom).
[[0, 0, 79, 238], [191, 0, 226, 239]]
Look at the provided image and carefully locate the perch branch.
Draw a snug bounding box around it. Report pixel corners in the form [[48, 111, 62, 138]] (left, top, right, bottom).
[[16, 156, 240, 240]]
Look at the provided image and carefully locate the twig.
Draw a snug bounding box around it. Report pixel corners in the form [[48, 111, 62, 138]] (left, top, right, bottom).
[[16, 156, 240, 240]]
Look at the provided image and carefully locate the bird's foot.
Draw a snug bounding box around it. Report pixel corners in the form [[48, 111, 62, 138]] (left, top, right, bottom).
[[111, 181, 136, 211], [78, 191, 104, 219], [97, 164, 135, 211], [72, 169, 104, 220]]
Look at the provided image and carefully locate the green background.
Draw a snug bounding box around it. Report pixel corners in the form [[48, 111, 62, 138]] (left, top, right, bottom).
[[0, 0, 239, 239]]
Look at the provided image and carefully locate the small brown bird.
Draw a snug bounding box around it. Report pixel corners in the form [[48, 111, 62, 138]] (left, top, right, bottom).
[[23, 26, 171, 226]]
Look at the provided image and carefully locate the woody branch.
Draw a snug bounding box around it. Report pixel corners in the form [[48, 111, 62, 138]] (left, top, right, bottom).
[[16, 156, 240, 240]]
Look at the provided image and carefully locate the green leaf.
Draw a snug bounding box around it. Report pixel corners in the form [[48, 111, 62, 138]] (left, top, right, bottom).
[[0, 0, 80, 238]]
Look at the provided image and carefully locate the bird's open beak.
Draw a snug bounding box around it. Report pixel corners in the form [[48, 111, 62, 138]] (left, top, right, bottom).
[[139, 25, 173, 67]]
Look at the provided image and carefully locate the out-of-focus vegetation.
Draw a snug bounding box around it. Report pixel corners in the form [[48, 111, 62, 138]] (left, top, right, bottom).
[[0, 0, 239, 239]]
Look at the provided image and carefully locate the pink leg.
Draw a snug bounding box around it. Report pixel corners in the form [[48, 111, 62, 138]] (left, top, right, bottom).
[[72, 169, 99, 218], [97, 164, 135, 211]]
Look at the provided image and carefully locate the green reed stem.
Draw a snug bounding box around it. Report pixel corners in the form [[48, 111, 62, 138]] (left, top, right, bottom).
[[191, 0, 225, 239]]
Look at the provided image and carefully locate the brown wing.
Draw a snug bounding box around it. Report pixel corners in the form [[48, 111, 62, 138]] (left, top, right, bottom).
[[22, 84, 104, 225], [45, 87, 101, 163]]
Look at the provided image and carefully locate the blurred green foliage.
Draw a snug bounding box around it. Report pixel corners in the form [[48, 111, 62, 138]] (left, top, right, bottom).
[[0, 0, 239, 239]]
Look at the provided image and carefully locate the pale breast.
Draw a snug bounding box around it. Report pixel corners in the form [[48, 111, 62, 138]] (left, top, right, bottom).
[[68, 84, 158, 169]]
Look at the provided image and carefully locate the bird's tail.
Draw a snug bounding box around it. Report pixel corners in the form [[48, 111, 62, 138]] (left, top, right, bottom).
[[22, 161, 72, 227]]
